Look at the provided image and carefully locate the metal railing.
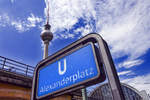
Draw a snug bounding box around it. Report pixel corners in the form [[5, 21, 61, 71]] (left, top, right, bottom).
[[0, 56, 34, 77]]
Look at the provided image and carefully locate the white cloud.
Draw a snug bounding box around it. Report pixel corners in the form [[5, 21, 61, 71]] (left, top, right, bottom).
[[74, 24, 93, 38], [45, 0, 95, 33], [11, 21, 25, 32], [118, 70, 134, 76], [60, 33, 75, 39], [0, 13, 43, 32], [27, 13, 43, 27], [95, 0, 150, 60], [118, 59, 144, 68], [122, 73, 150, 94], [45, 0, 150, 63], [11, 0, 15, 3], [0, 14, 10, 27]]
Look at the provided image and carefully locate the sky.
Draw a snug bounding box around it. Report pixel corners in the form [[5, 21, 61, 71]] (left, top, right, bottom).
[[0, 0, 150, 95]]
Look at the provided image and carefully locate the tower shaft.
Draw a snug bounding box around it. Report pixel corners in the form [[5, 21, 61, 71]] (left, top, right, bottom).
[[43, 41, 49, 59]]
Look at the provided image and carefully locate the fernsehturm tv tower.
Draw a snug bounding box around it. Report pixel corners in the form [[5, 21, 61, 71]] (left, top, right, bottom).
[[40, 0, 53, 59]]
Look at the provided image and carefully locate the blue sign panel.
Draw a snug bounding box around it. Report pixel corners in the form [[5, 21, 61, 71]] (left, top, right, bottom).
[[37, 43, 100, 98]]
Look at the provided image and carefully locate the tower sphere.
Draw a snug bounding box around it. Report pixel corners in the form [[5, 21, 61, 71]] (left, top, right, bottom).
[[41, 24, 53, 42]]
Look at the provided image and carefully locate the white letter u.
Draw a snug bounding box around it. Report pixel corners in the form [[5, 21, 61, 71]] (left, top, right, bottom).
[[58, 58, 67, 75]]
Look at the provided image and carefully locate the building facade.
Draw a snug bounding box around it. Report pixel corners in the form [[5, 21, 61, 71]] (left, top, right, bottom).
[[89, 83, 143, 100]]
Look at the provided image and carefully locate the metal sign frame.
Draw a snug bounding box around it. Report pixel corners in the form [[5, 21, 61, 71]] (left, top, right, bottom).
[[31, 33, 125, 100], [31, 33, 106, 100]]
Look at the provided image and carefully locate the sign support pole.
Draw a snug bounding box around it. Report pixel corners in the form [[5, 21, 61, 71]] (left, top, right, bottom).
[[82, 88, 87, 100]]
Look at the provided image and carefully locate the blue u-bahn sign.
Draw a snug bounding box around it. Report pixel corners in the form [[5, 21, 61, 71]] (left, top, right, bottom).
[[31, 34, 106, 100], [37, 43, 100, 98]]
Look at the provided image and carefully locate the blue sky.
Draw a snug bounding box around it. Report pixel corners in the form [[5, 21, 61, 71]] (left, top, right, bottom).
[[0, 0, 150, 94]]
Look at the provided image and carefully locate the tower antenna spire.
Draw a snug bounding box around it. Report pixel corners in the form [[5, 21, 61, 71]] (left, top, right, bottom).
[[46, 0, 50, 24]]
